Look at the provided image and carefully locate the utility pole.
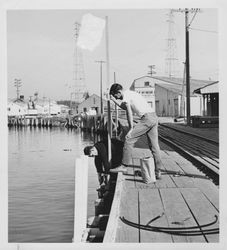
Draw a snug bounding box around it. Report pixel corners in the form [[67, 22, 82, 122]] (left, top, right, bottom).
[[171, 8, 200, 125], [95, 60, 105, 114], [185, 9, 191, 125], [148, 65, 156, 76], [14, 78, 22, 100], [114, 72, 117, 83], [180, 62, 186, 118]]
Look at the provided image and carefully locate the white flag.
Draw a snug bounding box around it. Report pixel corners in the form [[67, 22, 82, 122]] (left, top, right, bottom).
[[77, 13, 105, 51]]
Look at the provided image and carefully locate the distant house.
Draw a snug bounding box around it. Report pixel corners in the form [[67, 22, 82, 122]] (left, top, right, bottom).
[[59, 104, 70, 115], [194, 81, 219, 116], [35, 100, 61, 116], [7, 98, 28, 117], [130, 75, 217, 117], [77, 94, 114, 115]]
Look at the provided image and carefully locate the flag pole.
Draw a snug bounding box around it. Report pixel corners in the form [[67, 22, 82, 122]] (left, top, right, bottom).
[[105, 16, 112, 165]]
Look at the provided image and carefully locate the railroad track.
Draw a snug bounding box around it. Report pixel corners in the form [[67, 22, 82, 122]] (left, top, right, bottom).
[[158, 124, 219, 177]]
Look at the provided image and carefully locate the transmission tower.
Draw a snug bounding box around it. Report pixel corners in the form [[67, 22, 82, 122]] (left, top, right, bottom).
[[165, 10, 179, 78], [72, 22, 86, 106], [14, 78, 22, 100]]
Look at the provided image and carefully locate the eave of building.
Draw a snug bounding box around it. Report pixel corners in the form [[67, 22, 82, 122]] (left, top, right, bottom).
[[194, 81, 219, 94], [131, 75, 216, 90]]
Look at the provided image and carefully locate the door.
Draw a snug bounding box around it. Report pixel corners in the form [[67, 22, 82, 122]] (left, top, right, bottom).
[[174, 99, 178, 117]]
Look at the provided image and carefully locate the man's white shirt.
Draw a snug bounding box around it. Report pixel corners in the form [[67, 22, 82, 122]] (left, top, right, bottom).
[[123, 90, 154, 117]]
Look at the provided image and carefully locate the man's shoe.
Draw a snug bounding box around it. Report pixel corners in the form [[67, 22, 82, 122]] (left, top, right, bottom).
[[155, 170, 162, 180], [110, 165, 128, 174]]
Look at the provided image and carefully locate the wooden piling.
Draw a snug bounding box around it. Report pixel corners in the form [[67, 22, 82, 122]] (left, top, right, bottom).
[[73, 155, 88, 243]]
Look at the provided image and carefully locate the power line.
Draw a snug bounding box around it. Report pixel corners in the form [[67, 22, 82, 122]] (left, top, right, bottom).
[[188, 9, 198, 27], [189, 27, 218, 33]]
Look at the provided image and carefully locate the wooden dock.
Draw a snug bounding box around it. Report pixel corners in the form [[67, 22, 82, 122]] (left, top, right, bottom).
[[104, 140, 219, 243]]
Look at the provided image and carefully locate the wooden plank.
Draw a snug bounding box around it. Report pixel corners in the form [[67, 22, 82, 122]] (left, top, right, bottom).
[[162, 150, 219, 212], [139, 189, 173, 242], [191, 179, 219, 212], [160, 188, 207, 242], [164, 150, 219, 211], [103, 173, 125, 242], [180, 188, 219, 242], [161, 156, 195, 188], [159, 157, 188, 189], [124, 165, 136, 189], [73, 156, 88, 243], [115, 188, 139, 242]]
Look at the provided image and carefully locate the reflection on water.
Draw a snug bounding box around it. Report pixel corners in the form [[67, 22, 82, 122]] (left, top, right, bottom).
[[8, 126, 100, 243]]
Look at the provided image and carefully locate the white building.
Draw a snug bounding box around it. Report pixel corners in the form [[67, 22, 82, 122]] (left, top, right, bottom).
[[194, 81, 219, 117], [77, 94, 114, 115], [130, 76, 216, 117], [59, 104, 70, 115], [7, 99, 28, 117], [35, 100, 61, 116]]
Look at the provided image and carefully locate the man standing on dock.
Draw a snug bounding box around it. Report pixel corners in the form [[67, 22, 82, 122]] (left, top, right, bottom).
[[109, 83, 162, 179]]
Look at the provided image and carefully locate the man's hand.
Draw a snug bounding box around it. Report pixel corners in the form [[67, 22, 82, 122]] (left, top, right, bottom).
[[110, 94, 116, 102], [125, 128, 133, 139]]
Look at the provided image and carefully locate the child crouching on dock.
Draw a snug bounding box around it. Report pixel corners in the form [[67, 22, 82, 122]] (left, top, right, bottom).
[[83, 138, 124, 187]]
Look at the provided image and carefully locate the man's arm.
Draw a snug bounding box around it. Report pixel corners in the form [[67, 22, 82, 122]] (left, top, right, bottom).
[[125, 103, 134, 132], [98, 143, 111, 173], [110, 95, 127, 110], [94, 156, 104, 173]]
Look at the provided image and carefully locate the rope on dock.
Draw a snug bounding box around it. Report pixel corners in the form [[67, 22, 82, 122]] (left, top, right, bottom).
[[119, 215, 219, 236]]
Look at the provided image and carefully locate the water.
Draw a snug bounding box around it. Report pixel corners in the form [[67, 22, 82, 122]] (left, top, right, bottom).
[[8, 126, 100, 243]]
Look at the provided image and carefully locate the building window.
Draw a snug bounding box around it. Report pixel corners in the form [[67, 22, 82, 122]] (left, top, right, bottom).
[[8, 108, 10, 111], [148, 101, 153, 108], [144, 81, 150, 87], [83, 107, 87, 112], [93, 98, 96, 104], [168, 100, 170, 104]]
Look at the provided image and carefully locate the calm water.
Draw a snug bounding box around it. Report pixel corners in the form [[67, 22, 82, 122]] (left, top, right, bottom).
[[8, 126, 100, 243]]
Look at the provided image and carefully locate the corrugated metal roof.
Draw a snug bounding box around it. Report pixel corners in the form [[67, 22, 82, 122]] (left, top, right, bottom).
[[130, 75, 217, 96], [194, 81, 219, 94]]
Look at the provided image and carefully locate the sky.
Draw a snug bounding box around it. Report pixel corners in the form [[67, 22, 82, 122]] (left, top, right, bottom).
[[7, 8, 218, 101]]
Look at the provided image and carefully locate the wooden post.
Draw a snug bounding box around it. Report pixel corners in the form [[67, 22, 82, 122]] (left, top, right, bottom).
[[107, 100, 112, 163], [105, 16, 112, 164], [115, 104, 118, 137], [73, 156, 88, 242]]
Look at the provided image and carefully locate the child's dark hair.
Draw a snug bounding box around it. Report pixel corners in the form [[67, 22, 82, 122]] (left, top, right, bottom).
[[109, 83, 123, 95], [83, 146, 93, 155]]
